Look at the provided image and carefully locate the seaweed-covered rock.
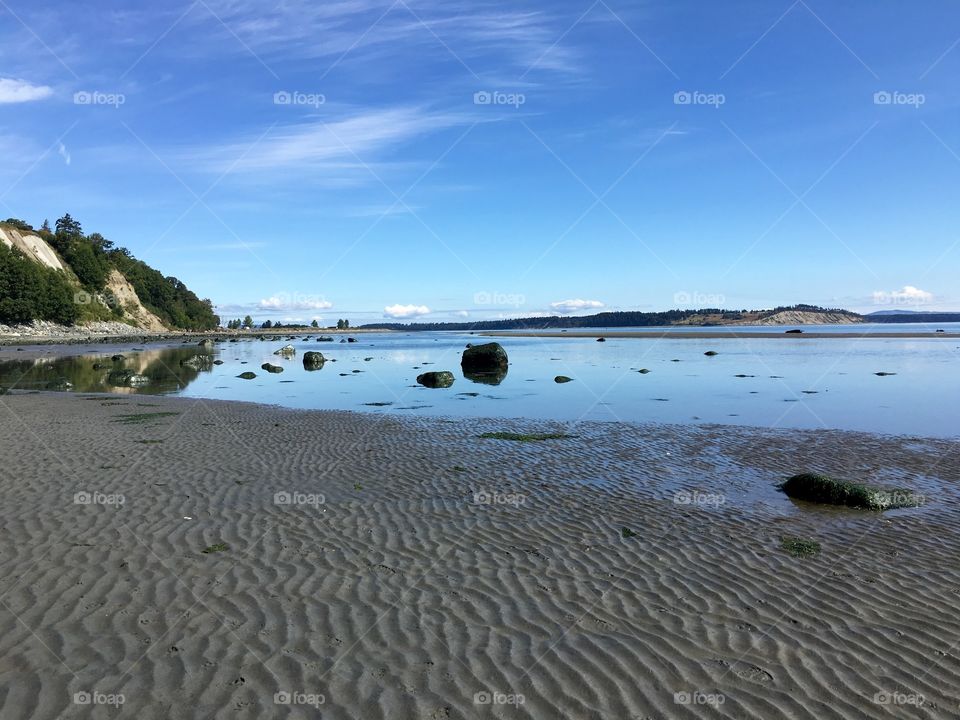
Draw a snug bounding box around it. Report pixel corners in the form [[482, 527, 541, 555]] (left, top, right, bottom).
[[554, 376, 573, 383], [274, 345, 296, 356], [180, 354, 214, 370], [780, 473, 920, 511], [461, 342, 508, 373], [107, 369, 150, 387], [110, 354, 125, 362], [417, 371, 455, 388], [303, 351, 326, 370], [237, 372, 257, 380], [704, 350, 718, 356], [261, 363, 284, 374]]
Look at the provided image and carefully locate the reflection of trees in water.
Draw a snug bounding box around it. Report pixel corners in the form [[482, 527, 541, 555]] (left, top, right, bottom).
[[0, 347, 215, 394]]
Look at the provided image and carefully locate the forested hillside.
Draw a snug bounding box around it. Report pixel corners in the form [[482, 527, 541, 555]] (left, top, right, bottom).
[[0, 215, 218, 330]]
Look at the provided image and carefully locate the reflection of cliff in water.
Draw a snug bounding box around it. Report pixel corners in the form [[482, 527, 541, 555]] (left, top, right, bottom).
[[0, 347, 216, 395]]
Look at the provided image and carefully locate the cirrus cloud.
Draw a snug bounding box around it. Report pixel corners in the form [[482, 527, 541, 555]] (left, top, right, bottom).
[[384, 303, 430, 318], [550, 298, 605, 314], [0, 78, 53, 104]]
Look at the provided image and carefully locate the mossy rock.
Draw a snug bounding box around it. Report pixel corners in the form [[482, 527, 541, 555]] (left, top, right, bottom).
[[261, 363, 284, 374], [780, 535, 820, 557], [302, 351, 326, 370], [554, 376, 573, 383], [107, 369, 150, 387], [417, 371, 455, 388], [780, 473, 921, 511], [638, 368, 651, 374], [704, 350, 718, 356], [237, 372, 257, 380]]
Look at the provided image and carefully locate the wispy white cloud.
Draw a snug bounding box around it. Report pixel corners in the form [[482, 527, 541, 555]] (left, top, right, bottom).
[[384, 303, 430, 318], [0, 78, 53, 104], [193, 0, 582, 76], [192, 106, 470, 174], [57, 142, 71, 165], [550, 298, 605, 314]]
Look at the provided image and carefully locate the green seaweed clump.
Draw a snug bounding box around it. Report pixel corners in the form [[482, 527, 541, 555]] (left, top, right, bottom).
[[621, 527, 638, 539], [202, 542, 229, 554], [780, 535, 820, 557], [780, 473, 921, 511], [113, 411, 180, 425], [479, 432, 574, 442]]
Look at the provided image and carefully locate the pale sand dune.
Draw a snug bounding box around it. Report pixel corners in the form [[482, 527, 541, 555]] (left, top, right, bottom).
[[0, 393, 958, 719]]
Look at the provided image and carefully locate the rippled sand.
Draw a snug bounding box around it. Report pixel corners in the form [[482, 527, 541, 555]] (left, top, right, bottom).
[[0, 393, 957, 719]]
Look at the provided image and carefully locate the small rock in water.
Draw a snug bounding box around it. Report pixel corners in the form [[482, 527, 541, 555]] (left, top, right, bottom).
[[302, 351, 325, 370], [417, 371, 455, 389], [554, 376, 573, 383], [875, 372, 896, 377], [638, 368, 651, 374], [237, 372, 257, 380], [704, 350, 718, 356], [261, 363, 283, 374]]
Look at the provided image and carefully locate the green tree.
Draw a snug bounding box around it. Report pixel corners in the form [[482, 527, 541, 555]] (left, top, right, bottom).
[[242, 315, 254, 329], [311, 319, 319, 328], [262, 320, 273, 329]]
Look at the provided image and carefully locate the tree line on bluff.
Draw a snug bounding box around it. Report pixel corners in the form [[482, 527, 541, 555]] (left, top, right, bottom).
[[0, 215, 218, 330]]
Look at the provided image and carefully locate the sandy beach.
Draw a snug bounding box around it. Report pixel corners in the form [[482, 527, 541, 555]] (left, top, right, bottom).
[[1, 392, 958, 718]]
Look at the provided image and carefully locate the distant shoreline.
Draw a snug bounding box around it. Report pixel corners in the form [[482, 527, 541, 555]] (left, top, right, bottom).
[[480, 330, 958, 339]]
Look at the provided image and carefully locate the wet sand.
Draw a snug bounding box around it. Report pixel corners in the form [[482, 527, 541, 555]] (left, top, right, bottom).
[[0, 392, 958, 719]]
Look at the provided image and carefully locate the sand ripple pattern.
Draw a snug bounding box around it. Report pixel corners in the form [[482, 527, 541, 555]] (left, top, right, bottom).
[[0, 393, 958, 718]]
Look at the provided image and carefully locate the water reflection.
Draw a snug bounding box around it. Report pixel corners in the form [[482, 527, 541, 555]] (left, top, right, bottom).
[[0, 347, 215, 395], [463, 367, 509, 386]]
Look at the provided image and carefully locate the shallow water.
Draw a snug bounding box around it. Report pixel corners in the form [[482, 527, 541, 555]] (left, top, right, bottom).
[[1, 329, 958, 437]]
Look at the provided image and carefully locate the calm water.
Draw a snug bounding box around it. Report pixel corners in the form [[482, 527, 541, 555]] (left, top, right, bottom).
[[1, 328, 958, 437]]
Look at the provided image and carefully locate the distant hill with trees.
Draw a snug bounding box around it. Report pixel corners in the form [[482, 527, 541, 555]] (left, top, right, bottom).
[[360, 305, 864, 331]]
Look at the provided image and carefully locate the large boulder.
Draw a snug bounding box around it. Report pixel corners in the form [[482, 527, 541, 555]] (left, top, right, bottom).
[[417, 371, 455, 388], [303, 351, 326, 370], [461, 342, 508, 373]]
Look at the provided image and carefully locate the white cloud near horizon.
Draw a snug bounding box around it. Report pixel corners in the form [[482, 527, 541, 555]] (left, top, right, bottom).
[[872, 285, 933, 306], [0, 78, 53, 104], [384, 303, 430, 318], [550, 298, 605, 314], [260, 295, 333, 310]]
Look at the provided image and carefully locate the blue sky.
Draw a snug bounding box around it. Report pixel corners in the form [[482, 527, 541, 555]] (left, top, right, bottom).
[[1, 0, 958, 324]]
